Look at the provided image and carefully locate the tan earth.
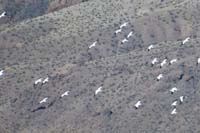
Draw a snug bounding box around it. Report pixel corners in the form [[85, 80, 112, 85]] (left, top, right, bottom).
[[0, 0, 200, 132]]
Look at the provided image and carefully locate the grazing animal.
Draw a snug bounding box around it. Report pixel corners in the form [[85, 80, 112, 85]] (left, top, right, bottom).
[[42, 77, 49, 84], [171, 108, 177, 115], [127, 31, 133, 38], [121, 38, 128, 44], [39, 98, 48, 104], [115, 29, 122, 34], [179, 96, 185, 103], [134, 101, 142, 109], [0, 70, 4, 76], [89, 41, 97, 49], [95, 86, 102, 95], [197, 58, 200, 65], [182, 37, 190, 45], [169, 59, 177, 65], [157, 74, 163, 81], [0, 11, 6, 18], [170, 87, 178, 94], [148, 45, 154, 51], [120, 22, 128, 29], [61, 91, 69, 97], [160, 59, 167, 68], [171, 100, 178, 107], [151, 58, 159, 66], [34, 78, 42, 85]]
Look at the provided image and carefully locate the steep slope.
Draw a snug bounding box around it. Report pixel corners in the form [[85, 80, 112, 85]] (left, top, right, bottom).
[[0, 0, 199, 132]]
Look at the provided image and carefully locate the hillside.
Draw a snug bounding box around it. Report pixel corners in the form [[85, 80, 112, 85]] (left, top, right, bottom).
[[0, 0, 199, 132]]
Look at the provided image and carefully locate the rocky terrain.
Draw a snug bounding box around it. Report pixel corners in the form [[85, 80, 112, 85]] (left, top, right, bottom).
[[0, 0, 199, 132]]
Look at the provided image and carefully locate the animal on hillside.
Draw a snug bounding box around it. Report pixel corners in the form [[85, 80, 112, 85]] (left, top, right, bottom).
[[171, 108, 177, 115], [182, 37, 190, 45], [157, 74, 163, 81], [34, 78, 43, 85], [89, 41, 97, 49], [95, 86, 102, 95], [0, 70, 4, 77], [151, 58, 159, 66], [120, 22, 128, 29], [127, 31, 133, 38], [169, 59, 177, 65], [115, 29, 122, 34], [61, 91, 69, 97], [160, 59, 167, 68], [39, 97, 48, 104], [148, 45, 155, 51], [121, 38, 128, 44], [134, 100, 142, 109], [0, 11, 6, 18], [170, 87, 178, 94]]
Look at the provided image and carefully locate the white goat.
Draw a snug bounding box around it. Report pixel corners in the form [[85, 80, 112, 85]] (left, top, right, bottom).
[[39, 97, 48, 104], [121, 38, 128, 44], [127, 31, 133, 38], [160, 59, 167, 68], [171, 100, 178, 107], [170, 87, 178, 94], [0, 11, 6, 18], [95, 86, 102, 95], [171, 108, 177, 115], [197, 58, 200, 65], [134, 100, 142, 109], [115, 29, 122, 34], [42, 77, 49, 84], [120, 22, 128, 29], [179, 96, 185, 103], [0, 70, 4, 76], [61, 91, 69, 97], [157, 74, 163, 81], [151, 58, 159, 66], [169, 59, 177, 65], [34, 78, 43, 85], [148, 45, 154, 51], [89, 41, 97, 49], [182, 37, 190, 45]]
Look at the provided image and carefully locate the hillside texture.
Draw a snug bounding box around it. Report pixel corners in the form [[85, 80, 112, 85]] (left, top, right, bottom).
[[0, 0, 199, 132]]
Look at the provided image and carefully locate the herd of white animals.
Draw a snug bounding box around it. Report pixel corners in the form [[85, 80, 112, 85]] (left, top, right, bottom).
[[0, 20, 196, 115]]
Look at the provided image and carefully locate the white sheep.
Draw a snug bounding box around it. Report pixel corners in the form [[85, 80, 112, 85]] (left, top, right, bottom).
[[170, 87, 178, 94], [89, 41, 97, 49], [61, 91, 69, 97], [95, 86, 102, 95], [182, 37, 190, 45], [120, 22, 128, 29], [39, 97, 48, 104], [134, 100, 142, 109], [157, 74, 163, 81], [169, 59, 177, 65], [127, 31, 133, 38]]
